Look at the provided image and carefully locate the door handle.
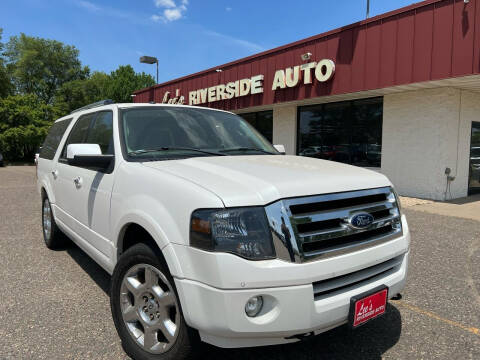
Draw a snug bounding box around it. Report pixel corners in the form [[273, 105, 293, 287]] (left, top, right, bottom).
[[51, 170, 58, 179], [73, 176, 83, 188]]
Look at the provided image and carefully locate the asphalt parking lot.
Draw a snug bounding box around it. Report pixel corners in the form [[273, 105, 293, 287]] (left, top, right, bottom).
[[0, 166, 479, 359]]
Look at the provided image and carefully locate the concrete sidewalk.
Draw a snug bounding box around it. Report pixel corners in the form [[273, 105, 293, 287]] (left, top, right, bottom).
[[400, 195, 480, 222]]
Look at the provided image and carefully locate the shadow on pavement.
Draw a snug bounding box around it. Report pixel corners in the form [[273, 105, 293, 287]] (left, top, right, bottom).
[[204, 304, 402, 359], [64, 242, 111, 295], [62, 241, 402, 359], [445, 193, 480, 205]]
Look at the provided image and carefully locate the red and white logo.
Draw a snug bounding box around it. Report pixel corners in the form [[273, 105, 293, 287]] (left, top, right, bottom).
[[353, 288, 388, 327]]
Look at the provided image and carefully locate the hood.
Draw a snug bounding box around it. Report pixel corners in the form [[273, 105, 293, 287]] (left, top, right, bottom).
[[142, 155, 391, 207]]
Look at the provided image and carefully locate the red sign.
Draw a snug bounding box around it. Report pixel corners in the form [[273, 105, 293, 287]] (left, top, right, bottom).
[[352, 288, 388, 327]]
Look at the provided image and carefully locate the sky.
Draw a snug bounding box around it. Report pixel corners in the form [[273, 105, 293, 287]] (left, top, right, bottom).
[[1, 0, 420, 83]]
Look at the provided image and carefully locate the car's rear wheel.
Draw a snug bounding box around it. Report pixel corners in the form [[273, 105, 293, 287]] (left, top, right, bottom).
[[42, 197, 65, 249], [111, 243, 198, 360]]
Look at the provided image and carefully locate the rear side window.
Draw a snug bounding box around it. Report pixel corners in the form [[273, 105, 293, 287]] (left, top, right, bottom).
[[39, 119, 72, 160]]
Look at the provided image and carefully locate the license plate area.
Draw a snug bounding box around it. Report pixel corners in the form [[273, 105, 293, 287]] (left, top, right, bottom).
[[349, 285, 388, 328]]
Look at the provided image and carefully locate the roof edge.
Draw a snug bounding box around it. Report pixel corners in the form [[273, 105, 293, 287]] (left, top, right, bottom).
[[134, 0, 445, 93]]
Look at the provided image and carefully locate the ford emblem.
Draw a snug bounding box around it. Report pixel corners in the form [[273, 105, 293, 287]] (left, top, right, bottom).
[[347, 212, 374, 229]]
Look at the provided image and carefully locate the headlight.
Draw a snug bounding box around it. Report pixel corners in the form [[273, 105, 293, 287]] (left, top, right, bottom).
[[190, 207, 275, 260]]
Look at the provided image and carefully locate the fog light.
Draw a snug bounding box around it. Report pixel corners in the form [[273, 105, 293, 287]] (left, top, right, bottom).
[[245, 296, 263, 317]]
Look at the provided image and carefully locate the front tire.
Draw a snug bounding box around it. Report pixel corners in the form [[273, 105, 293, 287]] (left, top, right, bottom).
[[42, 197, 65, 249], [110, 243, 198, 360]]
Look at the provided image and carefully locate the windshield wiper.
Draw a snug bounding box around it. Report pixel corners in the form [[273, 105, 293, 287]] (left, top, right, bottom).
[[220, 147, 276, 155], [128, 147, 226, 157]]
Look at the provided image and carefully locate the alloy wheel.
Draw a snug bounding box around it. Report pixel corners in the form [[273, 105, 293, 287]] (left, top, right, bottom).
[[120, 263, 180, 354]]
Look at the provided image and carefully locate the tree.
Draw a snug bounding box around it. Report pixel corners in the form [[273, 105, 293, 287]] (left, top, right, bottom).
[[4, 33, 89, 104], [0, 94, 61, 161], [0, 32, 156, 162], [54, 66, 155, 113], [55, 71, 110, 114], [0, 28, 12, 98], [105, 65, 155, 103]]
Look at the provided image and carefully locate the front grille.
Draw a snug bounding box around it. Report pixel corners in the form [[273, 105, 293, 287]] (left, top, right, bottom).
[[313, 254, 404, 300], [265, 187, 402, 263], [302, 225, 394, 253]]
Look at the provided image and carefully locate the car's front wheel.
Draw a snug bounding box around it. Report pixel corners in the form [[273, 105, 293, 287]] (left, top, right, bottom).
[[110, 243, 198, 360]]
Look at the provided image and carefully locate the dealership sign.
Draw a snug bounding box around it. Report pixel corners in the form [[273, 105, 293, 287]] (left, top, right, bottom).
[[161, 59, 336, 105]]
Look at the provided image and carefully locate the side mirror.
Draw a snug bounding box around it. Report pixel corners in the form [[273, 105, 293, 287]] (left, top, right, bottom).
[[274, 144, 286, 155], [67, 144, 114, 170]]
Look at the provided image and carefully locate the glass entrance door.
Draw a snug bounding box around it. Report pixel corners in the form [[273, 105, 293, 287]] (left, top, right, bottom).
[[468, 122, 480, 195]]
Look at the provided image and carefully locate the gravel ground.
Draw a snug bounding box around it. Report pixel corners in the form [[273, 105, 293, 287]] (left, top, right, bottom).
[[0, 166, 479, 359], [399, 196, 434, 208]]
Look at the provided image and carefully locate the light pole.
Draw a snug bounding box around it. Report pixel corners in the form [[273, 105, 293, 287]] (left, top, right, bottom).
[[366, 0, 370, 18], [140, 56, 159, 84]]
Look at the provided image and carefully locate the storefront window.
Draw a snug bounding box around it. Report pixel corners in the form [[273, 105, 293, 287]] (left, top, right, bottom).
[[240, 111, 273, 143], [298, 97, 383, 167]]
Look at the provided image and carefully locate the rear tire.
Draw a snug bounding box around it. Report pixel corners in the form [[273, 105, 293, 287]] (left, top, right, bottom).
[[42, 197, 65, 249], [110, 243, 199, 360]]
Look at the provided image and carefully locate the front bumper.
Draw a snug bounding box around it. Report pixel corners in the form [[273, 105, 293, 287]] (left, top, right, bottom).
[[173, 214, 410, 348], [175, 249, 409, 348]]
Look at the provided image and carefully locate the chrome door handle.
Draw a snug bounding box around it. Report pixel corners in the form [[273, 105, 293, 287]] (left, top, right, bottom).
[[73, 176, 83, 188], [51, 170, 58, 179]]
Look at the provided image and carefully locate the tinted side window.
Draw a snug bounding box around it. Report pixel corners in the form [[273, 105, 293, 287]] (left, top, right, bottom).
[[39, 119, 72, 160], [61, 113, 95, 158], [86, 111, 114, 154], [297, 97, 383, 167]]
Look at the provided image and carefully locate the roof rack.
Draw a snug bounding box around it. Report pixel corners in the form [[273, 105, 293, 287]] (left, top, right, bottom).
[[71, 99, 115, 114]]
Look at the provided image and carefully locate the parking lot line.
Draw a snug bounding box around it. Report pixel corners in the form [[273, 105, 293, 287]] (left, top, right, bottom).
[[392, 300, 480, 336]]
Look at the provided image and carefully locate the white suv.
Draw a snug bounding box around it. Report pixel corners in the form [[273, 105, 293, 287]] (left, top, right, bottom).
[[37, 101, 409, 360]]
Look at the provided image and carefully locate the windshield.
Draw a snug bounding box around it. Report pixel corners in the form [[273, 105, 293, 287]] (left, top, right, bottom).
[[120, 107, 278, 160]]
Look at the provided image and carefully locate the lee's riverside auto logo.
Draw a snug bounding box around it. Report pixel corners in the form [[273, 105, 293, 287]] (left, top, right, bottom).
[[352, 288, 388, 327], [161, 59, 336, 106]]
